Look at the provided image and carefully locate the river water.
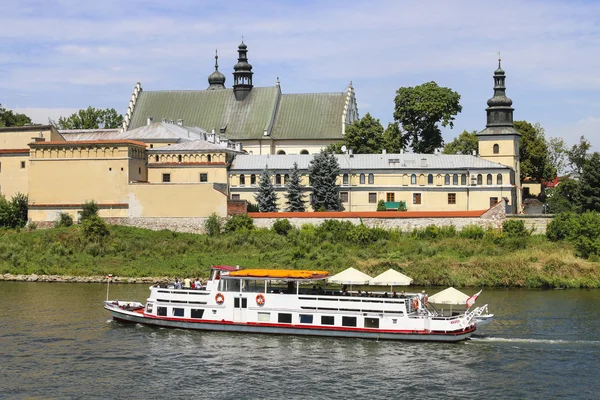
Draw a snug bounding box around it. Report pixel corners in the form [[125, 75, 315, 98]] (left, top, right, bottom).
[[1, 282, 599, 399]]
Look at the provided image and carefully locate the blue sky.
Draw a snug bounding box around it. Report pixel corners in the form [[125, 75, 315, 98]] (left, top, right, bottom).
[[2, 0, 600, 148]]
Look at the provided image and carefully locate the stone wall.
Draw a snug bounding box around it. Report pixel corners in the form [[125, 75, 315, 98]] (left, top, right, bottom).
[[104, 217, 208, 234], [506, 214, 554, 234]]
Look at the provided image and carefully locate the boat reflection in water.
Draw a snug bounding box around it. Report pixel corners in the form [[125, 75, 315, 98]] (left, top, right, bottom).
[[105, 266, 489, 342]]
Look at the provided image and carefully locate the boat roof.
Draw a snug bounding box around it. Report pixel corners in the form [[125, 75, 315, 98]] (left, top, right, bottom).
[[224, 269, 330, 280], [211, 265, 239, 271]]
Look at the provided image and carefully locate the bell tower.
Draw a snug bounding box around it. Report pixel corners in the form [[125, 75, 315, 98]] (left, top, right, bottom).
[[233, 41, 253, 101]]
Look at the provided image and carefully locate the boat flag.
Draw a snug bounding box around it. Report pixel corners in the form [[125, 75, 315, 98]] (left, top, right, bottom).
[[466, 290, 482, 309]]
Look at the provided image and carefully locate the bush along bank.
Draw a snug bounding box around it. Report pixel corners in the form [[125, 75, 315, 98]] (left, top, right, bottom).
[[1, 216, 599, 288]]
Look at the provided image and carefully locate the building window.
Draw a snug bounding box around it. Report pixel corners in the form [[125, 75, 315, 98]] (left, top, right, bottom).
[[343, 173, 349, 186], [461, 174, 467, 185], [340, 192, 349, 203], [493, 144, 499, 154], [411, 174, 416, 184], [444, 174, 450, 185], [453, 174, 458, 185], [251, 174, 256, 185], [207, 154, 212, 162], [155, 155, 159, 162], [369, 193, 377, 203], [277, 150, 286, 155], [276, 174, 282, 185], [427, 174, 433, 184], [360, 174, 365, 184], [240, 174, 245, 186], [300, 150, 309, 155], [232, 194, 240, 200], [477, 174, 483, 185], [284, 174, 289, 184], [138, 167, 141, 174], [20, 161, 26, 169], [487, 174, 492, 185], [497, 174, 503, 185], [200, 173, 208, 182], [368, 173, 374, 184], [386, 193, 395, 202], [413, 193, 421, 205], [162, 173, 171, 183], [448, 193, 456, 204], [490, 197, 499, 207], [178, 155, 182, 163]]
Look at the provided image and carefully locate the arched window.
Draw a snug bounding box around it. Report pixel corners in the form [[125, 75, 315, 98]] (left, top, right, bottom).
[[343, 173, 349, 185], [284, 174, 289, 184], [368, 173, 375, 184], [178, 155, 182, 163], [477, 174, 482, 185], [277, 150, 286, 155], [453, 174, 458, 185], [411, 174, 416, 184], [360, 173, 365, 184], [493, 144, 499, 154], [276, 174, 282, 185], [300, 149, 309, 155], [207, 154, 212, 163], [427, 174, 434, 184], [487, 174, 492, 185], [497, 174, 503, 185], [240, 174, 245, 186], [155, 155, 159, 162], [251, 174, 256, 185], [444, 174, 450, 185], [461, 174, 467, 185]]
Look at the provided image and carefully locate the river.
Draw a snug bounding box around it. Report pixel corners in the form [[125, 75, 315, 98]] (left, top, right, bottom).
[[1, 282, 599, 399]]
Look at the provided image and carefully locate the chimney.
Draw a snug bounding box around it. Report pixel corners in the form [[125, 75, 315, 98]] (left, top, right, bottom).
[[147, 116, 153, 125], [421, 158, 427, 167], [472, 150, 477, 156], [382, 149, 387, 154], [177, 119, 183, 126], [349, 149, 354, 158], [400, 149, 404, 155], [31, 136, 46, 143]]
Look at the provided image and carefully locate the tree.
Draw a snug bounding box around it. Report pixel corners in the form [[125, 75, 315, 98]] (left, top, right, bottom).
[[0, 193, 28, 228], [52, 106, 123, 129], [81, 200, 99, 221], [443, 130, 478, 155], [342, 113, 384, 154], [308, 150, 342, 211], [579, 152, 600, 212], [545, 178, 580, 214], [382, 122, 407, 153], [567, 136, 591, 175], [547, 137, 569, 176], [514, 121, 556, 185], [255, 168, 278, 212], [0, 104, 32, 127], [284, 162, 306, 212], [393, 81, 462, 153]]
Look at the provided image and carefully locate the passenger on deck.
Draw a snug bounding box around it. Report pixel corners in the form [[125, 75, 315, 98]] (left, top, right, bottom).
[[392, 291, 397, 298], [357, 290, 362, 297], [183, 278, 191, 289], [311, 285, 318, 295], [174, 279, 182, 289], [194, 279, 201, 289], [400, 290, 406, 298], [383, 292, 389, 298]]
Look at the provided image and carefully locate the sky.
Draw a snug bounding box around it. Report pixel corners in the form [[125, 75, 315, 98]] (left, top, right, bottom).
[[1, 0, 600, 149]]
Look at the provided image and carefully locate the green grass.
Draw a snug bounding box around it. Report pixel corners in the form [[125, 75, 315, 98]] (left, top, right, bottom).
[[1, 224, 599, 288]]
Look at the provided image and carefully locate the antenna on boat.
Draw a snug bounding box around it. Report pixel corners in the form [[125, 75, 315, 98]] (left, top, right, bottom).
[[106, 274, 113, 301]]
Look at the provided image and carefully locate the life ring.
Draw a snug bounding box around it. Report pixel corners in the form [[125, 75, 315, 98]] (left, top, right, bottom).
[[412, 298, 419, 310], [215, 292, 225, 304], [256, 293, 265, 306]]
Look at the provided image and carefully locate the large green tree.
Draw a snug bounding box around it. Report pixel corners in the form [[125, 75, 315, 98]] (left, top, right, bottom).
[[308, 150, 341, 211], [255, 168, 278, 212], [52, 106, 123, 129], [284, 162, 306, 212], [0, 104, 32, 127], [393, 81, 462, 153], [545, 178, 580, 214], [382, 122, 406, 153], [443, 130, 478, 155], [514, 121, 556, 184], [340, 113, 384, 154], [567, 136, 591, 175], [579, 152, 600, 212], [547, 137, 569, 176]]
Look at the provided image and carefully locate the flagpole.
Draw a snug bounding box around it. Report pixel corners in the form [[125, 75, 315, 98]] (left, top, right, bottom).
[[106, 274, 113, 301]]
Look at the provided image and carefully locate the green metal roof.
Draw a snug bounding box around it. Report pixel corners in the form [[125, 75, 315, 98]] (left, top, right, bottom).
[[128, 87, 280, 140], [270, 93, 346, 140]]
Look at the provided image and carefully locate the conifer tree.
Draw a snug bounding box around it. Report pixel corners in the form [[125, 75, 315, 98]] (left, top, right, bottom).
[[284, 162, 306, 212], [579, 152, 600, 212], [308, 150, 341, 211], [255, 167, 278, 212]]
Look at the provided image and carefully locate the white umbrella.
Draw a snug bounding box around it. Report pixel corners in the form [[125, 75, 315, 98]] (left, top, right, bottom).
[[328, 267, 372, 292], [369, 269, 413, 292], [428, 287, 469, 314]]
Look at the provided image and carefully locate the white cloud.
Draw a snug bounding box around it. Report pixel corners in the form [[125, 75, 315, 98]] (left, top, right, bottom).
[[12, 107, 81, 124], [546, 116, 600, 149]]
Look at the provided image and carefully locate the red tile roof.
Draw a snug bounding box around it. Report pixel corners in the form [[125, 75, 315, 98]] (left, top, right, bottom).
[[0, 149, 29, 154], [249, 210, 487, 219], [30, 140, 146, 147]]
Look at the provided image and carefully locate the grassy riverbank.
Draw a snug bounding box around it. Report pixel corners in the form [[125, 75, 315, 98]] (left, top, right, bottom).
[[1, 224, 599, 288]]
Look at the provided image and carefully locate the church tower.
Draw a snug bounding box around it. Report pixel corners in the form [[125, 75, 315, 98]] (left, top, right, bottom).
[[477, 58, 522, 212], [207, 50, 226, 90], [233, 41, 253, 101]]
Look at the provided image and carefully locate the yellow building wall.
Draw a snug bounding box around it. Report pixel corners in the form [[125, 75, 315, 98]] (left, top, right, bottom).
[[0, 126, 63, 149], [239, 139, 333, 155], [148, 166, 228, 184], [478, 137, 519, 171], [0, 154, 29, 197]]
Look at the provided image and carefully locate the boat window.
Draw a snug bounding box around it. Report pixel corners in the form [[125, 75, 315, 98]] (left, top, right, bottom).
[[146, 303, 153, 313], [218, 279, 241, 292], [234, 298, 248, 308], [278, 313, 292, 323], [157, 306, 167, 316], [299, 314, 313, 324], [342, 316, 357, 327], [321, 316, 335, 325], [191, 309, 204, 319], [364, 317, 379, 328], [258, 312, 270, 322], [173, 308, 184, 317]]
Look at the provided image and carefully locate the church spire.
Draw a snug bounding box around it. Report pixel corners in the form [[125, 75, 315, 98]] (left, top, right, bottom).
[[207, 49, 226, 90], [485, 56, 514, 128], [233, 40, 254, 101]]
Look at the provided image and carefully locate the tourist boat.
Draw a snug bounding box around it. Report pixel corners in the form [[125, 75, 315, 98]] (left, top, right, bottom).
[[104, 266, 487, 342]]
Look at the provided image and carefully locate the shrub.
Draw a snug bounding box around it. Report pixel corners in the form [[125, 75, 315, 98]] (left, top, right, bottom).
[[316, 219, 353, 243], [82, 215, 110, 243], [55, 212, 74, 228], [573, 212, 600, 258], [204, 213, 222, 236], [273, 219, 293, 236], [398, 201, 407, 211], [438, 225, 457, 238], [0, 193, 28, 229], [377, 200, 386, 211], [247, 203, 259, 212], [460, 224, 485, 239], [347, 224, 375, 245], [224, 214, 255, 233], [502, 219, 530, 237], [546, 212, 579, 242], [81, 200, 99, 221]]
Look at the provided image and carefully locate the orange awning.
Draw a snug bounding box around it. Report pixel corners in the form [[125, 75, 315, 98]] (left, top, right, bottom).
[[228, 269, 330, 280]]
